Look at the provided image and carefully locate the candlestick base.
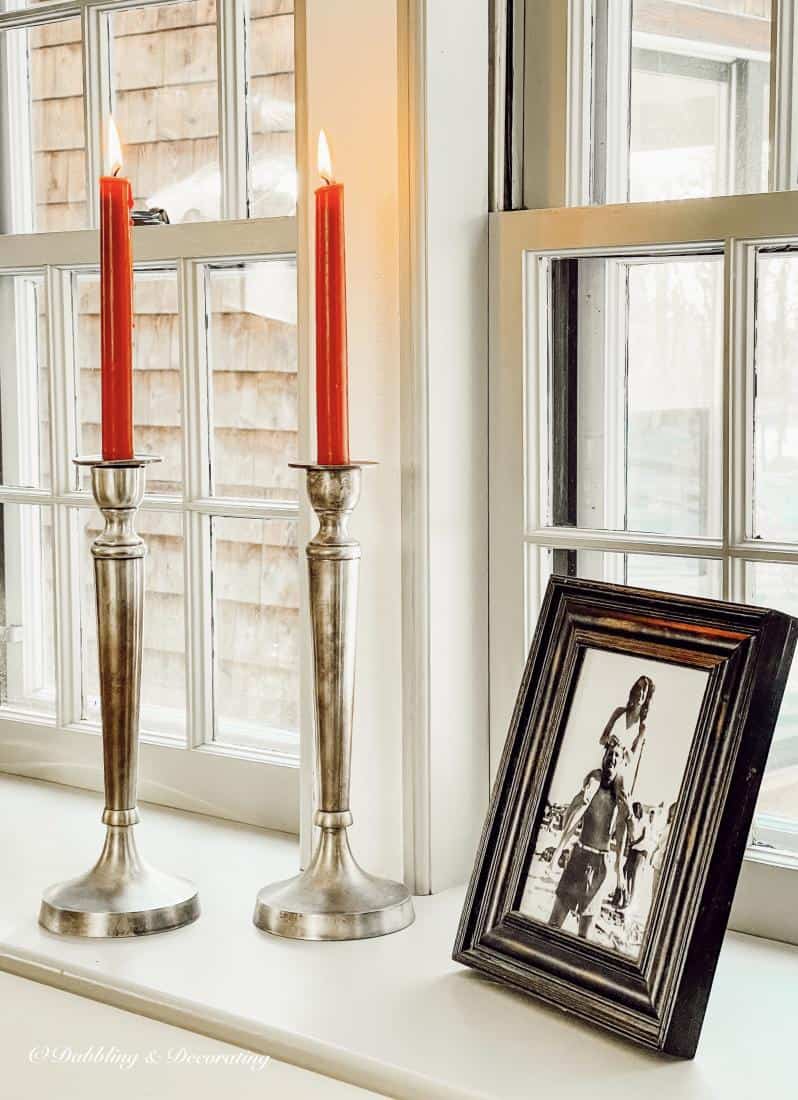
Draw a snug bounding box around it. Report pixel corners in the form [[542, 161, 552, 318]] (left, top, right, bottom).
[[254, 462, 414, 941], [39, 825, 199, 938], [253, 823, 414, 941]]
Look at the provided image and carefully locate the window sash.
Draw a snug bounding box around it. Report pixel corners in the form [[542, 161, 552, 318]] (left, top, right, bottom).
[[561, 0, 798, 209], [490, 191, 798, 943], [0, 214, 306, 833], [0, 0, 303, 812], [0, 0, 259, 229]]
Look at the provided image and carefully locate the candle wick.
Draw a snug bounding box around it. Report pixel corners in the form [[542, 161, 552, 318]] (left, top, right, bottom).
[[320, 172, 333, 186], [112, 165, 121, 177]]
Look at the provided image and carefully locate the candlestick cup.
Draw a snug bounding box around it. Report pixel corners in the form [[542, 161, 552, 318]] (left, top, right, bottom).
[[253, 463, 414, 940], [39, 457, 199, 937]]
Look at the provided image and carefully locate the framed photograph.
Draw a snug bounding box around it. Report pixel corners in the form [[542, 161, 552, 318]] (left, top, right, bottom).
[[454, 577, 797, 1058]]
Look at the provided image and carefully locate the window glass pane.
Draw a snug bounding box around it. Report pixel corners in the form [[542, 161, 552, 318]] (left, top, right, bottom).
[[747, 563, 798, 842], [0, 503, 54, 716], [79, 507, 186, 738], [74, 268, 182, 494], [624, 552, 722, 596], [0, 273, 50, 489], [753, 250, 798, 541], [535, 546, 722, 603], [629, 1, 770, 201], [109, 0, 220, 222], [0, 17, 87, 232], [248, 0, 296, 216], [540, 253, 723, 537], [211, 515, 299, 753], [206, 259, 298, 500], [1, 1, 69, 8]]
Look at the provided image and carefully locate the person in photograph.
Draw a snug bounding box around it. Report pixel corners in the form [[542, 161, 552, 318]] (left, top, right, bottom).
[[622, 801, 650, 911], [548, 740, 633, 939], [545, 770, 601, 875], [651, 800, 677, 895], [598, 675, 656, 791]]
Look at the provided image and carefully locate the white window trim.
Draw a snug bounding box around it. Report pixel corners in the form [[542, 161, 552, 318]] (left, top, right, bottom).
[[397, 0, 490, 893], [772, 0, 798, 190], [490, 190, 798, 945], [0, 21, 35, 231]]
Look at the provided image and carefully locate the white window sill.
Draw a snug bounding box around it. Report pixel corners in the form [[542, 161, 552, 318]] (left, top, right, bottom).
[[2, 969, 382, 1098], [0, 773, 795, 1100]]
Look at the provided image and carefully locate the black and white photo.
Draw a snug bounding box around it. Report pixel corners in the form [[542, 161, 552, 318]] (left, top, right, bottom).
[[520, 652, 708, 957]]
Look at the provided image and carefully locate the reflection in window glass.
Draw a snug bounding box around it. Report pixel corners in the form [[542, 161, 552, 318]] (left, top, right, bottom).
[[542, 253, 723, 537], [629, 0, 770, 201], [626, 258, 723, 535], [206, 259, 298, 500], [0, 504, 55, 716], [74, 268, 182, 494], [747, 563, 798, 829], [109, 0, 220, 222], [79, 508, 186, 738], [248, 0, 296, 216], [0, 274, 50, 489], [211, 516, 299, 752], [0, 17, 88, 232], [754, 250, 798, 540]]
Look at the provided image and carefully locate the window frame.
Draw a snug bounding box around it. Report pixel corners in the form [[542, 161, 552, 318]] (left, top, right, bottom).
[[0, 0, 307, 835], [495, 0, 798, 940]]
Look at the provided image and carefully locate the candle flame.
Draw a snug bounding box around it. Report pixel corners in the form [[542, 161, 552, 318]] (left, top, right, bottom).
[[107, 116, 123, 177], [318, 130, 334, 184]]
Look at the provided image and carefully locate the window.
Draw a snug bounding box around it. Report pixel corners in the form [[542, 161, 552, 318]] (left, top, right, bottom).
[[519, 229, 798, 863], [589, 0, 773, 204], [493, 0, 798, 940], [0, 0, 303, 832]]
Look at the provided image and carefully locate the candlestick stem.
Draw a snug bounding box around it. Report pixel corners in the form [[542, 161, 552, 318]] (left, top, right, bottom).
[[253, 464, 414, 940], [39, 457, 199, 937]]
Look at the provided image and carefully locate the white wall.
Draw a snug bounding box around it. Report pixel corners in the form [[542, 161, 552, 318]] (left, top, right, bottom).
[[303, 0, 405, 878], [302, 0, 489, 888], [398, 0, 490, 892], [424, 0, 490, 891]]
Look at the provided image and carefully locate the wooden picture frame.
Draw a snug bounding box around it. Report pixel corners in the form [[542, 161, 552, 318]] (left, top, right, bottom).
[[454, 577, 797, 1058]]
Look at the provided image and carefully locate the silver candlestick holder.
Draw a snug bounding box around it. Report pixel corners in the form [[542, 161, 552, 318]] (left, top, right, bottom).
[[253, 463, 415, 940], [39, 457, 199, 937]]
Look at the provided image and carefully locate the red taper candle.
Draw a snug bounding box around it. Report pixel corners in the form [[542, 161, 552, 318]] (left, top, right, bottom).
[[315, 130, 350, 465], [100, 117, 134, 461]]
